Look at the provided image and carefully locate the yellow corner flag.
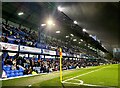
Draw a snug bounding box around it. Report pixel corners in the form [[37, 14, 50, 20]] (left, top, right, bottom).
[[59, 48, 62, 82]]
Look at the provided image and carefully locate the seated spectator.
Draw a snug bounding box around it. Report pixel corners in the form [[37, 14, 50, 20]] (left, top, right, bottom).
[[23, 68, 28, 75], [7, 58, 13, 65], [30, 57, 35, 67], [14, 39, 20, 44], [43, 65, 47, 73], [76, 66, 79, 69], [1, 36, 5, 42], [28, 66, 32, 74], [49, 67, 53, 72], [40, 64, 44, 73], [12, 59, 16, 65], [2, 36, 8, 43], [17, 65, 25, 70], [4, 59, 8, 65], [11, 64, 17, 70]]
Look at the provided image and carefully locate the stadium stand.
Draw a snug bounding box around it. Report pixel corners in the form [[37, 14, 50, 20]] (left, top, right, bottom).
[[1, 21, 105, 78]]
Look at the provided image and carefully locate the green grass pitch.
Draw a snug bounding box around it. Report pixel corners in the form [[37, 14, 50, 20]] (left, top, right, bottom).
[[2, 64, 119, 88]]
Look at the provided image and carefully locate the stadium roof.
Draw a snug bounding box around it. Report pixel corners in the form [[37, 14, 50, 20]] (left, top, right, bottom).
[[2, 2, 120, 53]]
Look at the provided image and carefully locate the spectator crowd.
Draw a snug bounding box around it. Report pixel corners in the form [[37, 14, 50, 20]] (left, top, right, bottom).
[[1, 21, 100, 78], [2, 52, 100, 76]]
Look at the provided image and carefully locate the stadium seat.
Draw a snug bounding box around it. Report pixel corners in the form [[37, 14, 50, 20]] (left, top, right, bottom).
[[19, 72, 23, 76], [3, 66, 7, 70], [35, 58, 38, 62], [10, 70, 15, 73], [19, 68, 24, 72], [14, 72, 19, 77], [8, 35, 15, 38], [3, 65, 11, 71], [6, 73, 11, 78], [8, 39, 14, 44], [6, 71, 11, 74], [14, 70, 19, 73], [10, 72, 15, 77]]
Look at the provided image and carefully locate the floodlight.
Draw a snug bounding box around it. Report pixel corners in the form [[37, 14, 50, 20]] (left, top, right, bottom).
[[18, 12, 24, 16], [47, 20, 54, 25], [89, 34, 92, 37], [58, 6, 63, 12], [74, 20, 78, 24], [66, 36, 69, 38], [80, 39, 83, 42], [70, 34, 74, 36], [56, 31, 60, 34], [83, 28, 87, 32], [73, 39, 77, 41], [79, 42, 81, 44], [41, 24, 46, 27]]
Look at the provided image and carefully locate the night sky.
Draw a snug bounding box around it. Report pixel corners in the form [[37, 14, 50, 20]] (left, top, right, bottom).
[[56, 2, 119, 52]]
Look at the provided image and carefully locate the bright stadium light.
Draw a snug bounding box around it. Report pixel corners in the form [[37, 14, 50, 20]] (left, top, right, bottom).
[[41, 24, 46, 27], [74, 20, 78, 24], [56, 31, 60, 34], [57, 6, 63, 12], [66, 36, 69, 38], [18, 12, 24, 16], [46, 18, 56, 26], [47, 19, 54, 25], [73, 39, 77, 41], [83, 28, 87, 32], [89, 34, 92, 37], [80, 39, 83, 42], [70, 34, 74, 37], [53, 23, 55, 26]]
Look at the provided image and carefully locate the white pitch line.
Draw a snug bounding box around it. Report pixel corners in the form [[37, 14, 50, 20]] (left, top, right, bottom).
[[62, 65, 114, 88], [62, 81, 82, 85], [73, 79, 84, 84], [62, 78, 84, 84], [62, 66, 111, 83]]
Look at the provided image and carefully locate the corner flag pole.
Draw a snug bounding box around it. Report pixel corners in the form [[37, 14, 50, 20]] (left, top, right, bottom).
[[59, 48, 63, 82]]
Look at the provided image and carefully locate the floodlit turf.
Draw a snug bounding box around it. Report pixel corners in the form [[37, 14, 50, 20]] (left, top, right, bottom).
[[2, 64, 119, 88]]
